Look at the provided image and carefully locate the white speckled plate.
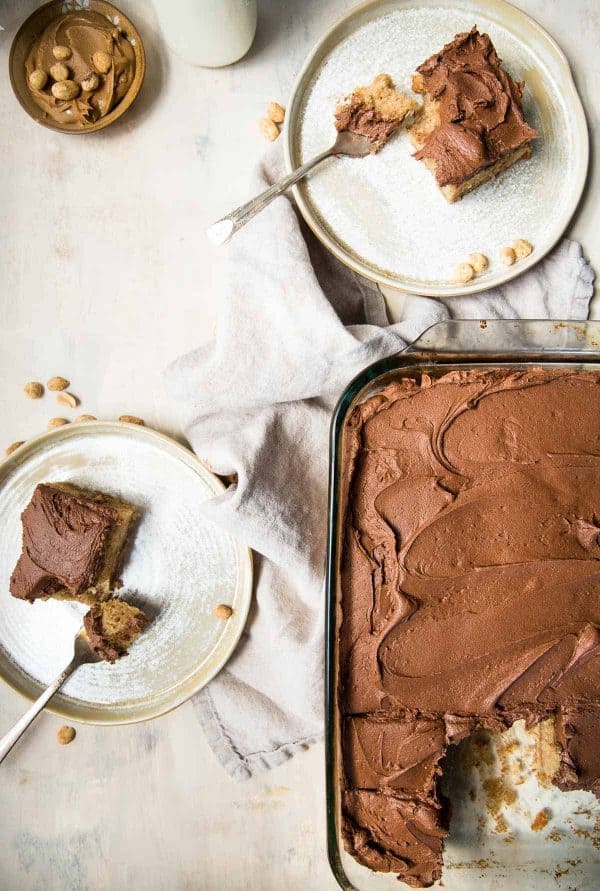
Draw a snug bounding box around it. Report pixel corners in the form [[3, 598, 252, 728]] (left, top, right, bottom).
[[285, 0, 588, 297], [0, 423, 253, 724]]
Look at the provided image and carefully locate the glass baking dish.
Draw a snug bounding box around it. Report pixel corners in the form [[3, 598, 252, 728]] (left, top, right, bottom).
[[325, 320, 600, 891]]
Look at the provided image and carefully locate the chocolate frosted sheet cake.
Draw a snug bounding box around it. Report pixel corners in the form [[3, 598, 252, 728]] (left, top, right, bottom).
[[339, 368, 600, 887], [10, 482, 138, 604], [409, 27, 538, 202]]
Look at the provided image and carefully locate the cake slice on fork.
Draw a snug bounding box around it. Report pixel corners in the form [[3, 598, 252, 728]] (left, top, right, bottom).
[[335, 73, 417, 152]]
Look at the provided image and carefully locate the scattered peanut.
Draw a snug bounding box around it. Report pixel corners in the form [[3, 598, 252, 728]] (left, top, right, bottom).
[[24, 381, 44, 399], [29, 69, 48, 90], [51, 80, 80, 100], [513, 238, 533, 260], [119, 415, 145, 425], [57, 725, 76, 745], [452, 262, 475, 284], [47, 376, 70, 391], [92, 51, 112, 74], [48, 418, 69, 429], [75, 414, 97, 422], [50, 62, 70, 82], [259, 117, 279, 141], [52, 45, 71, 61], [266, 102, 285, 124], [81, 71, 100, 92], [501, 246, 516, 266], [468, 252, 489, 274], [214, 604, 234, 620], [5, 441, 25, 456], [56, 391, 78, 409]]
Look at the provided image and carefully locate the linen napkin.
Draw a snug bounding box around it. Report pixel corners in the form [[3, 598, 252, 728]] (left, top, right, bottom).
[[166, 146, 594, 781]]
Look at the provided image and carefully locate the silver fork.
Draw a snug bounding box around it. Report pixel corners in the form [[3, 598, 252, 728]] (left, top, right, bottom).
[[0, 628, 101, 764], [206, 130, 374, 246]]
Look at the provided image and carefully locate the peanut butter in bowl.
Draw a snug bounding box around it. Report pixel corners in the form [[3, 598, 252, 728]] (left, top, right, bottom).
[[10, 1, 145, 134]]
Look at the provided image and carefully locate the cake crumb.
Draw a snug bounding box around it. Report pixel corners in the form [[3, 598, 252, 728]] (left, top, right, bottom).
[[531, 808, 550, 832], [57, 725, 76, 746], [482, 776, 517, 833], [214, 604, 234, 620]]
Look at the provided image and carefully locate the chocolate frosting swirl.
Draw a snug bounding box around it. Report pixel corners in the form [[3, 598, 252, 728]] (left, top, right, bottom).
[[10, 484, 119, 601], [413, 28, 538, 186]]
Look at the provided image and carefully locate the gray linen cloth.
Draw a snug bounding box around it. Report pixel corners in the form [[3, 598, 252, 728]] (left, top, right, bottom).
[[166, 147, 594, 780]]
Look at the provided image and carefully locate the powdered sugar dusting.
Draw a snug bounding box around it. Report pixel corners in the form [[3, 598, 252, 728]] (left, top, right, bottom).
[[298, 6, 578, 287], [0, 429, 245, 709]]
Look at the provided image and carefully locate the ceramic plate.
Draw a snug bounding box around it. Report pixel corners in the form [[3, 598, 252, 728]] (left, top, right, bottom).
[[0, 423, 253, 724], [285, 0, 588, 297]]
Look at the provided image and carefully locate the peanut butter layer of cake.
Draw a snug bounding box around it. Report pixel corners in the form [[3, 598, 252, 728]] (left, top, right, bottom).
[[10, 483, 138, 604], [339, 369, 600, 887], [335, 73, 417, 151], [84, 598, 148, 663], [409, 27, 538, 202]]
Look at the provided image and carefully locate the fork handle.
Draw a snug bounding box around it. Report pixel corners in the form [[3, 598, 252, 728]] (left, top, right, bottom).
[[206, 146, 334, 245], [0, 658, 76, 764]]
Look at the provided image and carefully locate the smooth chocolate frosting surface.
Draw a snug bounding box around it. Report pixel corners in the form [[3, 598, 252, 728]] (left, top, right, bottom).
[[25, 11, 135, 126], [339, 368, 600, 886], [413, 28, 537, 186], [10, 484, 119, 601]]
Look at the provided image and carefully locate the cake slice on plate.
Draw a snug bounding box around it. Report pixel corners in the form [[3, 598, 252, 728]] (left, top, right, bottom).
[[409, 27, 538, 202], [10, 482, 138, 604]]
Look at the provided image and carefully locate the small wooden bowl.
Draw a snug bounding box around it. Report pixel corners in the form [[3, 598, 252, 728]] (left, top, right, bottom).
[[9, 0, 145, 135]]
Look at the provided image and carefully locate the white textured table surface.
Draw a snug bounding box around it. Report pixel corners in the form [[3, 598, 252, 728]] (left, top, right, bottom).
[[0, 2, 598, 890]]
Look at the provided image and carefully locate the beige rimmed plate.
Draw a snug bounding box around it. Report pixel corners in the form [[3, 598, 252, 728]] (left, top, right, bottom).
[[0, 423, 253, 725], [285, 0, 589, 297]]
